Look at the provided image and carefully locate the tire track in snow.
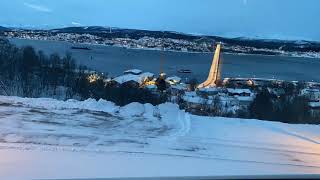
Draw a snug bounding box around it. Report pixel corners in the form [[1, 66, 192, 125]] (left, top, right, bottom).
[[177, 136, 320, 156], [181, 135, 316, 150], [115, 150, 320, 169], [174, 137, 320, 167]]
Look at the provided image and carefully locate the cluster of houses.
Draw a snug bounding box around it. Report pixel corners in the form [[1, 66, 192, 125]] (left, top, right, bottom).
[[182, 86, 255, 114], [88, 69, 188, 91], [86, 70, 320, 116], [223, 78, 320, 113], [87, 70, 255, 115], [300, 84, 320, 113], [5, 31, 212, 53]]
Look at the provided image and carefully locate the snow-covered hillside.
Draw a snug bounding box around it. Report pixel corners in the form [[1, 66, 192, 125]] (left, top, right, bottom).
[[0, 96, 319, 179]]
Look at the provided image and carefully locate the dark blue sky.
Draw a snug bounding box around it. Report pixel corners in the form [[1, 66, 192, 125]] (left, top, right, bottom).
[[1, 0, 319, 40]]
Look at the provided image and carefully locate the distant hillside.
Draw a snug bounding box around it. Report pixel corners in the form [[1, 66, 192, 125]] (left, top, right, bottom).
[[51, 26, 201, 41], [0, 26, 9, 31], [50, 26, 320, 53], [3, 25, 320, 56], [51, 26, 110, 33]]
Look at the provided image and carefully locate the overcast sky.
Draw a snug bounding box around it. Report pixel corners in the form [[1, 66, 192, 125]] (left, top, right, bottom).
[[1, 0, 319, 40]]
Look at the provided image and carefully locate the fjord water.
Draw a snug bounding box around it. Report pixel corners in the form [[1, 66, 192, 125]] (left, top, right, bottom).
[[10, 38, 320, 82]]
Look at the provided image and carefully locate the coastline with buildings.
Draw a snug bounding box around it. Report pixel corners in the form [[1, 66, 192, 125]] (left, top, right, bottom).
[[1, 31, 320, 124], [2, 26, 320, 58]]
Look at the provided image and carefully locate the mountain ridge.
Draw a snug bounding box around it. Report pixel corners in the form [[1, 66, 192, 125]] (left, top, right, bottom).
[[2, 25, 320, 56], [3, 25, 319, 43]]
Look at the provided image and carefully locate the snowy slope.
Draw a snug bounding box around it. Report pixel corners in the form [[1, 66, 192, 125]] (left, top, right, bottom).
[[0, 96, 319, 179]]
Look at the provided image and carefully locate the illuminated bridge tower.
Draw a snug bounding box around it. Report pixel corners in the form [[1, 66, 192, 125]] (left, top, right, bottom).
[[198, 43, 222, 88]]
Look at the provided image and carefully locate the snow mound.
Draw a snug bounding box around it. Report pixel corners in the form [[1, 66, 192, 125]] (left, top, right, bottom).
[[118, 102, 161, 120], [119, 102, 146, 117], [143, 103, 156, 119], [79, 98, 119, 114], [0, 96, 119, 114], [0, 96, 190, 136], [158, 103, 181, 125], [158, 102, 180, 116]]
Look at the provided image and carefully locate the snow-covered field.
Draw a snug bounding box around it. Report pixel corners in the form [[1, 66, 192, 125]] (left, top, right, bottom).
[[0, 96, 319, 179]]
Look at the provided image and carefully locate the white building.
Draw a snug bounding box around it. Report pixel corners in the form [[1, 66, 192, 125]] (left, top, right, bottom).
[[113, 72, 154, 85], [166, 76, 182, 85], [301, 88, 320, 102]]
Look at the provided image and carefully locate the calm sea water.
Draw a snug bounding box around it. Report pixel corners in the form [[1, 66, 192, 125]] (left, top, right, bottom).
[[10, 38, 320, 82]]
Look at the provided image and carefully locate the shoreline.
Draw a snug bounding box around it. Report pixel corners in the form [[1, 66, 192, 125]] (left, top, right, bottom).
[[7, 37, 320, 59]]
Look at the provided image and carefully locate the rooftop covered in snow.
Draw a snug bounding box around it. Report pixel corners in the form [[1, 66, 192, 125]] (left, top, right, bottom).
[[123, 69, 143, 75], [227, 88, 253, 95], [166, 76, 182, 85], [113, 72, 154, 84]]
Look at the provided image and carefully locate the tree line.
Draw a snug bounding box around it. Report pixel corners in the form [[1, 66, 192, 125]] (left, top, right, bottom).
[[249, 88, 320, 124], [0, 38, 166, 106]]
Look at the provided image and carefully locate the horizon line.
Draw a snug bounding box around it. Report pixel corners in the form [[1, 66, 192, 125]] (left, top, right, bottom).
[[1, 24, 319, 43]]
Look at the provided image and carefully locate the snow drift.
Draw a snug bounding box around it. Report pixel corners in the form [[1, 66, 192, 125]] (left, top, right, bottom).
[[0, 96, 319, 179]]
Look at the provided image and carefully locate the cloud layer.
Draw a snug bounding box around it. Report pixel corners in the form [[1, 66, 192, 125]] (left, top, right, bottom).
[[24, 2, 52, 13], [71, 22, 82, 26]]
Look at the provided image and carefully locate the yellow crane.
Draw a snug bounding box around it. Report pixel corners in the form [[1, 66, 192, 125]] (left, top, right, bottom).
[[198, 43, 222, 88]]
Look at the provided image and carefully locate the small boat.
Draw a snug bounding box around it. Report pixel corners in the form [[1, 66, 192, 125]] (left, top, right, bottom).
[[71, 46, 91, 50], [178, 69, 192, 74]]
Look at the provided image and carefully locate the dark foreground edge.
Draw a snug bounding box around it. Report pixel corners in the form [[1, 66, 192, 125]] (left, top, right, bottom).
[[40, 174, 320, 180]]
